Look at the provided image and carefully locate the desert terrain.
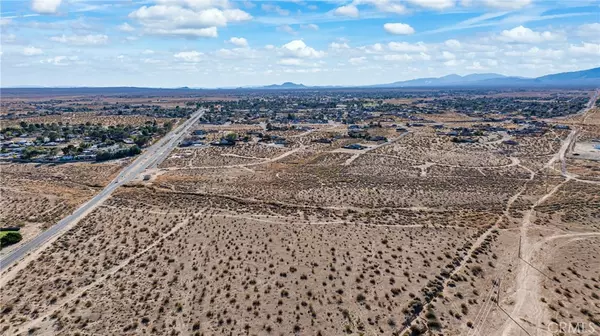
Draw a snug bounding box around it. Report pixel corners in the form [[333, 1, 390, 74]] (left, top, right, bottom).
[[1, 89, 599, 336]]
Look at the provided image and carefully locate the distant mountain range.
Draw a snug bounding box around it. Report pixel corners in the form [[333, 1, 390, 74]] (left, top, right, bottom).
[[252, 67, 600, 89], [4, 67, 599, 92], [260, 82, 308, 89]]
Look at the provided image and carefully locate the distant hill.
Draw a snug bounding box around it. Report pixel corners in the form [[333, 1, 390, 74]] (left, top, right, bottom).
[[251, 68, 600, 89], [370, 67, 600, 88], [534, 67, 600, 82], [3, 67, 599, 93], [371, 73, 508, 88], [258, 82, 307, 89]]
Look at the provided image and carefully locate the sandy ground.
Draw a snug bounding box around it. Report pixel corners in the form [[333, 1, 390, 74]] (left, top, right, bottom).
[[1, 106, 599, 336]]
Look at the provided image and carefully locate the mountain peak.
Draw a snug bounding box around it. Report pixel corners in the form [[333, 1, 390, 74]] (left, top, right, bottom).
[[260, 82, 307, 89]]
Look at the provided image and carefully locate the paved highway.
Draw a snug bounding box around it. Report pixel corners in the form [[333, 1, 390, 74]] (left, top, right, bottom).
[[0, 108, 206, 272]]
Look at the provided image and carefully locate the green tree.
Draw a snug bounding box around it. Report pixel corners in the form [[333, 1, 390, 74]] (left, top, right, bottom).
[[62, 144, 76, 155], [1, 232, 22, 248], [225, 133, 238, 141], [48, 131, 59, 142]]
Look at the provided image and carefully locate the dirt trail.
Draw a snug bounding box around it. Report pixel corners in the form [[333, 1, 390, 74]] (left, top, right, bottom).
[[399, 172, 531, 336], [499, 178, 570, 336], [342, 133, 409, 166], [170, 146, 303, 170], [498, 98, 600, 335], [15, 215, 197, 334]]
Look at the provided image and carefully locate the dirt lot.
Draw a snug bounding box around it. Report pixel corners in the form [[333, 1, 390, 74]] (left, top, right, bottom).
[[1, 114, 598, 336], [0, 161, 127, 255], [1, 113, 175, 128]]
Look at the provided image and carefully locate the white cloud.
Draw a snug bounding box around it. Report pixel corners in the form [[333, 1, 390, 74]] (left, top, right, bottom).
[[261, 4, 289, 16], [349, 56, 366, 65], [388, 41, 427, 52], [229, 37, 248, 47], [277, 25, 296, 34], [129, 4, 251, 38], [174, 50, 203, 62], [41, 55, 78, 66], [301, 24, 319, 31], [280, 40, 325, 58], [50, 34, 109, 45], [467, 61, 485, 70], [383, 23, 415, 35], [444, 59, 458, 66], [405, 0, 455, 10], [147, 27, 218, 38], [118, 23, 135, 32], [355, 0, 407, 14], [441, 51, 456, 60], [568, 43, 600, 56], [278, 58, 303, 66], [2, 33, 16, 44], [142, 49, 155, 54], [578, 23, 600, 38], [504, 47, 564, 59], [359, 43, 384, 54], [383, 54, 413, 61], [130, 6, 248, 27], [444, 39, 461, 49], [32, 0, 62, 14], [499, 26, 560, 44], [333, 5, 359, 17], [143, 58, 162, 64], [154, 0, 231, 9], [419, 52, 432, 61], [215, 48, 256, 59], [481, 0, 531, 9], [329, 42, 350, 50], [23, 46, 43, 56]]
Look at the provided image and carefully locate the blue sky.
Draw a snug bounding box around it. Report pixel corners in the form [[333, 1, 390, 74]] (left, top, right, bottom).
[[1, 0, 599, 87]]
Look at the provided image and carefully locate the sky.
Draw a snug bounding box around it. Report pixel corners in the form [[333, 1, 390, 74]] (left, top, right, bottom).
[[1, 0, 599, 87]]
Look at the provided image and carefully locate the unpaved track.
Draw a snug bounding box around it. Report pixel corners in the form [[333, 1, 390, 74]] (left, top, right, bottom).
[[13, 214, 197, 334], [499, 179, 570, 336], [498, 91, 600, 336]]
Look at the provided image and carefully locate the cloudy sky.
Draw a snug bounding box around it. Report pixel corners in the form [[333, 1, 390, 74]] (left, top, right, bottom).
[[1, 0, 599, 87]]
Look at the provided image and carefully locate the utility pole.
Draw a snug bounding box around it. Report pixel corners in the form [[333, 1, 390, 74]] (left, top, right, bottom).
[[496, 279, 501, 304]]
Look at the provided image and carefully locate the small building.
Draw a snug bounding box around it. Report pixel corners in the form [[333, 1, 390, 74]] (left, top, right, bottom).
[[344, 143, 367, 150], [367, 135, 387, 142], [348, 130, 368, 138], [452, 137, 477, 144], [0, 227, 20, 232], [210, 138, 235, 146]]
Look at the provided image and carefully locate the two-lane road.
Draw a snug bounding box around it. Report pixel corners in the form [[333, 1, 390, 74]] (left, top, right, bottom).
[[0, 108, 206, 272]]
